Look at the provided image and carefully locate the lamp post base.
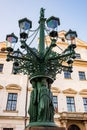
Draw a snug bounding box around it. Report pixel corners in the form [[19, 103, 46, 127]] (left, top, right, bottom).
[[25, 126, 65, 130]]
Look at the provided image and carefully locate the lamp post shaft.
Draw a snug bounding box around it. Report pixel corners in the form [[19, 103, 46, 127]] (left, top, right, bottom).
[[39, 8, 46, 58]]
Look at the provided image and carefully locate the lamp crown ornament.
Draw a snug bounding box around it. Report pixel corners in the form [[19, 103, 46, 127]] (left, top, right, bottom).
[[4, 8, 77, 127]]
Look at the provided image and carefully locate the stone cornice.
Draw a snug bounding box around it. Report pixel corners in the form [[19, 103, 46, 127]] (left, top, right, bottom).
[[73, 60, 87, 67], [62, 88, 77, 94], [51, 87, 60, 93], [6, 84, 21, 91], [79, 89, 87, 95], [0, 85, 3, 89], [0, 52, 7, 58]]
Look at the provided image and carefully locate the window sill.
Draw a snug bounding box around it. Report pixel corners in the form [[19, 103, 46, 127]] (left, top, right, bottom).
[[79, 79, 87, 81], [3, 110, 18, 113], [64, 78, 72, 80]]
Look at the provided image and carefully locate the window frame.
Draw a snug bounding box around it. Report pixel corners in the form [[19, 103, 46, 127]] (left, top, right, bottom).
[[64, 70, 71, 79], [79, 71, 86, 80], [66, 96, 76, 112], [53, 96, 58, 113], [6, 93, 18, 111]]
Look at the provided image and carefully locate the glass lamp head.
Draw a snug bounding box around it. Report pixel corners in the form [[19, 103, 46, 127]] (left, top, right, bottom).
[[6, 33, 18, 52], [46, 16, 60, 39], [65, 29, 77, 49], [6, 33, 18, 43], [18, 18, 32, 40], [19, 18, 32, 31], [65, 29, 77, 41], [46, 16, 60, 29]]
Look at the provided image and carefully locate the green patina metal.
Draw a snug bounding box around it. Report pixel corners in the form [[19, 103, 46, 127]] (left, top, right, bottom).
[[6, 8, 77, 127]]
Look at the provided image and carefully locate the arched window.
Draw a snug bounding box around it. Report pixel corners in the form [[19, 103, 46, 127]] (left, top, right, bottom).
[[68, 125, 80, 130]]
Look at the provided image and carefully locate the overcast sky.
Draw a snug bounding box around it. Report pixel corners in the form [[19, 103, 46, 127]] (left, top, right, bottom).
[[0, 0, 87, 46]]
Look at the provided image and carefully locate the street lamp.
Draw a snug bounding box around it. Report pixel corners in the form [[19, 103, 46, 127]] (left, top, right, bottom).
[[5, 8, 77, 127], [19, 18, 32, 42], [46, 16, 60, 39]]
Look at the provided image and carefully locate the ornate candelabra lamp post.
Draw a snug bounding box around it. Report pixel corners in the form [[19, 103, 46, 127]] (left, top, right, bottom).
[[6, 8, 77, 129]]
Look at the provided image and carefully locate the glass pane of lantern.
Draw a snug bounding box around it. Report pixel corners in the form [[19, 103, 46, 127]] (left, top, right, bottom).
[[47, 19, 58, 29], [65, 30, 77, 40], [20, 21, 31, 30], [7, 36, 17, 43], [66, 34, 76, 40]]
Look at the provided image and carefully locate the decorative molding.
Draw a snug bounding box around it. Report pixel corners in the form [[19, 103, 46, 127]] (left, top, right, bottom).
[[0, 51, 7, 58], [51, 87, 60, 93], [79, 89, 87, 95], [62, 88, 77, 94], [74, 60, 87, 67], [0, 85, 3, 89], [28, 87, 60, 93], [6, 84, 21, 91]]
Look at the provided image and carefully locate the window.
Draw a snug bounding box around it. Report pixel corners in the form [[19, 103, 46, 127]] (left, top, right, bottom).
[[79, 71, 86, 80], [53, 96, 58, 112], [3, 128, 13, 130], [6, 93, 17, 111], [76, 53, 81, 59], [83, 98, 87, 112], [66, 97, 75, 112], [64, 71, 71, 79], [0, 64, 4, 72]]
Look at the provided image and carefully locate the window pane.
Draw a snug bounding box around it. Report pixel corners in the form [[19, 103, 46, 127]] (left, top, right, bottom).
[[53, 96, 58, 112], [6, 101, 12, 110], [67, 104, 71, 112], [67, 97, 71, 103], [0, 64, 4, 72], [83, 98, 87, 112], [76, 53, 81, 59], [70, 98, 74, 103], [83, 98, 87, 104], [53, 96, 57, 102], [8, 94, 13, 100], [72, 105, 75, 112], [53, 103, 58, 108], [13, 94, 17, 100], [12, 101, 16, 110], [84, 106, 87, 112]]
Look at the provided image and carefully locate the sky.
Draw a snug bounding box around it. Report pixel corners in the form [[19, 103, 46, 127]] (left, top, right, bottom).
[[0, 0, 87, 47]]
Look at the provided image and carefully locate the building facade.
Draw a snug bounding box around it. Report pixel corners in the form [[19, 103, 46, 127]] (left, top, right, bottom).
[[0, 31, 87, 130]]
